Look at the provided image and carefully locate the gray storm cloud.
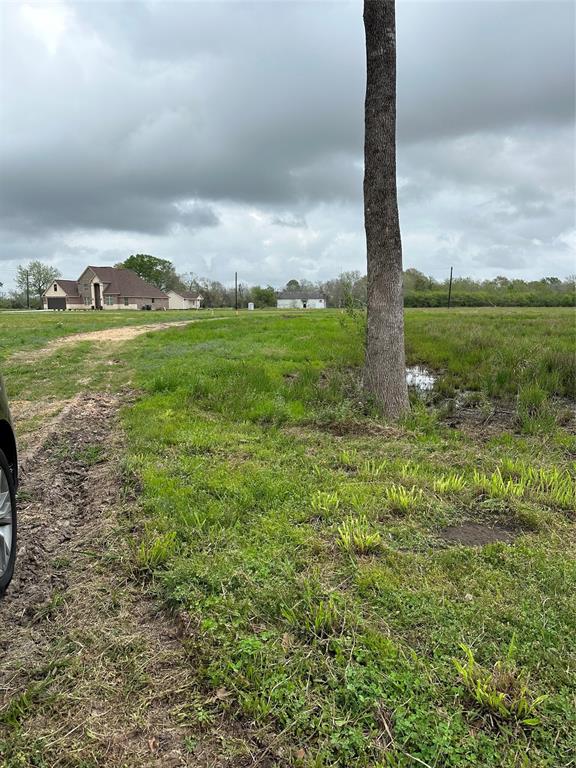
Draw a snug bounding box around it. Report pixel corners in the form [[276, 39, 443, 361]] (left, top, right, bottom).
[[0, 0, 574, 287]]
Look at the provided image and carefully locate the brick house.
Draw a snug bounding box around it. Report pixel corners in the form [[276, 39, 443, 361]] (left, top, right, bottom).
[[43, 266, 169, 310]]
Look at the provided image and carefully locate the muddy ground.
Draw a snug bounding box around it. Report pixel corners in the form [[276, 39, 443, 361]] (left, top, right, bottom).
[[0, 391, 278, 767]]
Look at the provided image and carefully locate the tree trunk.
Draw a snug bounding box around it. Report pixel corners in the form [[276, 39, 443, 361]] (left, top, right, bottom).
[[363, 0, 409, 418]]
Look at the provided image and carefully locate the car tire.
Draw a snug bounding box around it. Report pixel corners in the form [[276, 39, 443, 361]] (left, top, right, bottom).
[[0, 448, 17, 597]]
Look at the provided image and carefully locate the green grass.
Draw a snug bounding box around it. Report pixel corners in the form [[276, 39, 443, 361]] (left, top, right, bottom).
[[0, 309, 244, 403], [1, 308, 574, 765], [402, 307, 575, 400], [0, 307, 235, 361], [110, 310, 576, 767]]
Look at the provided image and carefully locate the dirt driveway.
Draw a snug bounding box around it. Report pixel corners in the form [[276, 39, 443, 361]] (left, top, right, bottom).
[[0, 398, 278, 764], [10, 320, 197, 363]]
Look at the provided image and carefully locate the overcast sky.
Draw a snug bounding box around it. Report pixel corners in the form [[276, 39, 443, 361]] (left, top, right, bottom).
[[0, 0, 574, 290]]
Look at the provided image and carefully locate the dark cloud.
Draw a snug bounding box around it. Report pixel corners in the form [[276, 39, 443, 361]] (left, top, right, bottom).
[[0, 0, 573, 284]]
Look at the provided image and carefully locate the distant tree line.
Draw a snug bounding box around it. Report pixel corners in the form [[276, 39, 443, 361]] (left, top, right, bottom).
[[402, 269, 576, 308], [1, 258, 574, 309], [179, 269, 575, 309]]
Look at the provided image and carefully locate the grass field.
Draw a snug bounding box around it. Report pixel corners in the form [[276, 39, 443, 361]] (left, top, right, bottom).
[[117, 309, 575, 767], [2, 307, 575, 767], [0, 308, 239, 361]]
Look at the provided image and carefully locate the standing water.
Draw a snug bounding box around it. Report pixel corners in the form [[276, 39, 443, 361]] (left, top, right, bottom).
[[406, 366, 436, 393]]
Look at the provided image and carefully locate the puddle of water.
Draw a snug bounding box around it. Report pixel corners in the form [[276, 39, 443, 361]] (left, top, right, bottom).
[[406, 365, 436, 392]]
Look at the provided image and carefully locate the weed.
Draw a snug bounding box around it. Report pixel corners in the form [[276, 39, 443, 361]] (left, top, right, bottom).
[[339, 450, 358, 471], [453, 643, 546, 727], [311, 464, 324, 480], [0, 678, 54, 728], [74, 444, 106, 466], [402, 400, 440, 434], [499, 458, 525, 481], [338, 516, 382, 554], [360, 459, 388, 479], [524, 466, 576, 510], [283, 583, 345, 639], [310, 490, 341, 519], [433, 473, 467, 494], [477, 463, 575, 510], [384, 484, 422, 514], [133, 531, 179, 573], [398, 460, 419, 479], [31, 591, 65, 624], [473, 468, 526, 500]]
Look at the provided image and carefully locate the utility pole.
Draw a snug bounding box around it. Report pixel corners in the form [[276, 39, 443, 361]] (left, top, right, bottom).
[[25, 270, 30, 309], [235, 271, 238, 313], [447, 266, 453, 309]]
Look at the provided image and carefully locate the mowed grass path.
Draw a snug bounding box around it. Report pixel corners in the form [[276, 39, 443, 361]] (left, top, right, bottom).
[[115, 309, 575, 767]]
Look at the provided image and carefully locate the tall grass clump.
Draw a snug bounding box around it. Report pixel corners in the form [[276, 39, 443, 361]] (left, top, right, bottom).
[[282, 583, 346, 640], [536, 349, 576, 400], [523, 466, 576, 511], [516, 383, 557, 434], [337, 516, 382, 554], [498, 461, 575, 510], [433, 473, 467, 494], [338, 449, 359, 472], [310, 490, 341, 519], [453, 643, 546, 727], [474, 468, 526, 500], [384, 484, 423, 514], [134, 531, 179, 574], [360, 458, 388, 479]]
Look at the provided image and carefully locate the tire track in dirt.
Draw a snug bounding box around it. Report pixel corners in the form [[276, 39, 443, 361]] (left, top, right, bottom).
[[16, 393, 84, 472], [9, 320, 197, 363], [0, 391, 278, 767], [8, 315, 235, 365]]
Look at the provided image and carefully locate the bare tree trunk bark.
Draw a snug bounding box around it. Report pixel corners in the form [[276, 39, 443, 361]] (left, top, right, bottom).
[[363, 0, 409, 418]]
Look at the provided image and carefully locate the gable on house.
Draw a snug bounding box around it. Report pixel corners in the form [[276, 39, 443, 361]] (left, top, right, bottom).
[[276, 290, 326, 310], [43, 266, 169, 310], [44, 280, 83, 310]]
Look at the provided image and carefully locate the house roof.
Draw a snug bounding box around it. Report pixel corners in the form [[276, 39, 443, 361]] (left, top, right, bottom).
[[277, 290, 324, 300], [87, 266, 168, 298], [55, 279, 80, 297]]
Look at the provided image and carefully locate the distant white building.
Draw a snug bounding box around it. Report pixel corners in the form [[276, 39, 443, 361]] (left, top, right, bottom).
[[276, 291, 326, 309], [167, 290, 203, 310]]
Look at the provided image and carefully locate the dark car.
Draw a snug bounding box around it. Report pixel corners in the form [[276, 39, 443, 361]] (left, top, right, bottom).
[[0, 374, 17, 596]]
